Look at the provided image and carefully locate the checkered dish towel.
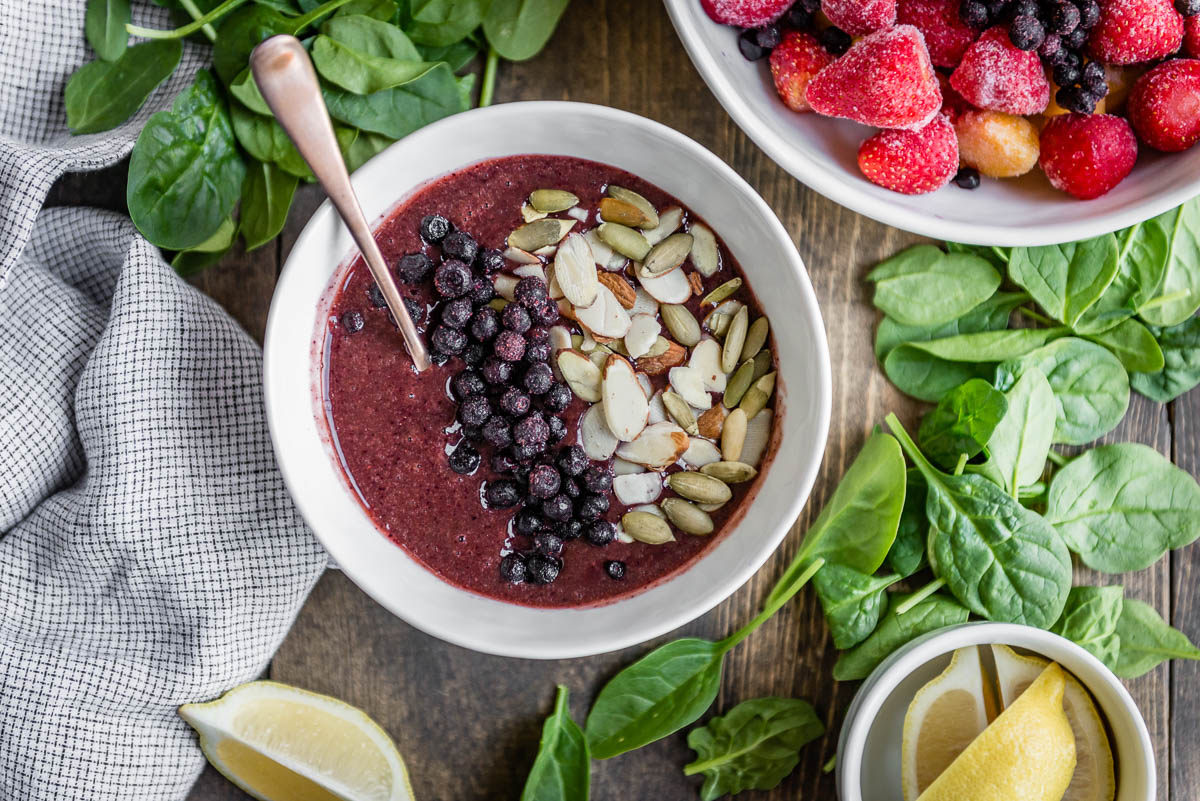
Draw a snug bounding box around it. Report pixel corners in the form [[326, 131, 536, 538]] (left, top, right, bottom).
[[0, 2, 328, 798]]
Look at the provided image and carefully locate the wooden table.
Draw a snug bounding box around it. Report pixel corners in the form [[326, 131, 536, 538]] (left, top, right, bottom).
[[50, 1, 1197, 798]]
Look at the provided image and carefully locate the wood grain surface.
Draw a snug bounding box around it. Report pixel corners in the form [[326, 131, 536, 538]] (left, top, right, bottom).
[[48, 1, 1196, 798]]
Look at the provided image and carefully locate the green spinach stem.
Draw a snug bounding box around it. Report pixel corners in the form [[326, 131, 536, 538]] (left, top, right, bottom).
[[1016, 306, 1056, 327], [953, 453, 968, 476], [1139, 288, 1190, 312], [989, 246, 1010, 264], [479, 46, 499, 107], [893, 578, 947, 615], [127, 0, 247, 39], [290, 0, 356, 33], [178, 0, 218, 42], [1046, 449, 1068, 467], [718, 558, 826, 653], [822, 755, 838, 774]]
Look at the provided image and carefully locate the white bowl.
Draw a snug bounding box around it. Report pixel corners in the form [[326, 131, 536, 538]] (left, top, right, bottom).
[[263, 101, 831, 659], [663, 0, 1200, 246], [837, 622, 1155, 801]]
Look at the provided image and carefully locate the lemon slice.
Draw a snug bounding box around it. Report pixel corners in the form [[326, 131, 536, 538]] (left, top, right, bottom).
[[901, 646, 992, 801], [916, 662, 1076, 801], [179, 680, 414, 801], [992, 645, 1115, 801]]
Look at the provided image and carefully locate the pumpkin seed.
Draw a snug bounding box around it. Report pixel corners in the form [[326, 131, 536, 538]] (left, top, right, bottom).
[[739, 372, 776, 419], [700, 461, 758, 483], [644, 336, 672, 358], [622, 511, 675, 544], [722, 306, 749, 373], [698, 501, 727, 513], [599, 197, 654, 228], [722, 407, 747, 461], [689, 222, 720, 277], [661, 304, 701, 347], [704, 299, 743, 338], [752, 349, 772, 380], [597, 222, 651, 262], [529, 189, 579, 213], [606, 185, 659, 228], [488, 298, 509, 312], [742, 317, 769, 362], [641, 233, 693, 277], [667, 471, 732, 504], [662, 497, 714, 536], [661, 390, 698, 435], [723, 360, 755, 408], [702, 278, 742, 307], [521, 203, 548, 223], [509, 218, 576, 251]]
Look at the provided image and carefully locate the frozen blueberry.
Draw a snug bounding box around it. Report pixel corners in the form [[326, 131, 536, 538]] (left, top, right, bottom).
[[493, 330, 527, 362], [511, 442, 542, 463], [403, 297, 425, 324], [1052, 60, 1080, 88], [502, 303, 532, 333], [755, 24, 781, 49], [499, 387, 532, 417], [577, 493, 610, 522], [1078, 0, 1101, 27], [1009, 14, 1044, 49], [420, 213, 453, 244], [1062, 25, 1087, 48], [482, 416, 513, 448], [1055, 84, 1095, 113], [430, 325, 467, 356], [434, 259, 473, 298], [953, 167, 981, 189], [531, 298, 561, 326], [514, 508, 545, 535], [1081, 59, 1107, 91], [513, 276, 549, 308], [441, 297, 474, 330], [396, 253, 434, 285], [460, 424, 483, 442], [470, 306, 500, 341], [528, 464, 562, 499], [476, 247, 506, 275], [524, 341, 552, 363], [340, 310, 364, 333], [482, 357, 514, 385], [499, 553, 526, 583], [485, 479, 521, 508], [558, 445, 589, 477], [737, 29, 767, 60], [469, 277, 495, 306], [534, 533, 564, 557], [543, 383, 573, 413], [555, 519, 584, 540], [491, 452, 518, 474], [463, 342, 487, 367], [525, 554, 561, 584], [582, 464, 613, 493], [819, 25, 851, 54], [584, 520, 616, 547], [1038, 33, 1063, 62], [542, 493, 573, 522], [451, 370, 486, 400], [523, 362, 555, 395], [604, 560, 626, 580], [1047, 1, 1080, 34], [429, 352, 450, 367], [785, 5, 812, 27], [458, 395, 492, 427], [367, 283, 387, 308], [959, 0, 988, 26], [547, 415, 567, 444], [448, 440, 480, 475], [561, 477, 581, 498], [442, 230, 478, 263], [513, 413, 550, 448]]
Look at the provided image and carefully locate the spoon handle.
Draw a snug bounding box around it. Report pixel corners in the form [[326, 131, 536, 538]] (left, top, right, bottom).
[[250, 34, 431, 372]]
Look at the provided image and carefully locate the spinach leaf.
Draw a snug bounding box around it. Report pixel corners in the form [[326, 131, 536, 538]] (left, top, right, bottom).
[[1007, 234, 1119, 327], [323, 12, 423, 56], [521, 686, 589, 801], [888, 414, 1072, 629], [213, 5, 298, 85], [995, 338, 1129, 445], [813, 565, 900, 649], [874, 292, 1026, 361], [945, 242, 1011, 268], [867, 245, 1002, 327], [127, 70, 246, 251], [1113, 599, 1200, 679], [976, 367, 1054, 495], [418, 38, 483, 69], [322, 63, 464, 137], [230, 101, 311, 177], [335, 0, 399, 18], [833, 593, 970, 681], [406, 0, 489, 46], [883, 346, 994, 403], [585, 638, 724, 760], [65, 40, 183, 134], [917, 378, 1008, 470], [1131, 317, 1200, 403], [343, 129, 394, 171], [900, 327, 1068, 363], [230, 68, 273, 116], [311, 34, 438, 93], [1082, 317, 1165, 373], [240, 160, 298, 251], [1049, 586, 1123, 669], [484, 0, 570, 61], [171, 216, 237, 276], [684, 698, 823, 801], [1045, 443, 1200, 572], [1137, 200, 1200, 328], [86, 0, 131, 61], [1074, 225, 1163, 334], [887, 470, 927, 578]]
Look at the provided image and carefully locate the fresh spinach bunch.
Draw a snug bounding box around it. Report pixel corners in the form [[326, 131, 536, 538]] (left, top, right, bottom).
[[68, 0, 571, 272]]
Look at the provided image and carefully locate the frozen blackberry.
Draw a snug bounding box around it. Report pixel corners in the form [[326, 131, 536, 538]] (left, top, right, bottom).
[[577, 493, 610, 522], [531, 298, 561, 326], [523, 362, 554, 395], [513, 276, 549, 308], [581, 464, 613, 493], [604, 560, 626, 580], [499, 387, 532, 417], [819, 25, 851, 55], [340, 310, 364, 333], [451, 370, 486, 400], [557, 445, 589, 477], [469, 277, 495, 306], [430, 326, 467, 356], [397, 253, 434, 285], [502, 303, 532, 333], [493, 330, 527, 362], [547, 415, 567, 444], [543, 383, 573, 413], [447, 440, 480, 475], [514, 508, 545, 536], [434, 259, 473, 298], [524, 341, 552, 363], [953, 167, 981, 189], [528, 464, 562, 499], [470, 306, 500, 341], [367, 283, 387, 308], [584, 520, 616, 547], [534, 533, 564, 557], [482, 416, 513, 448], [556, 519, 584, 540], [491, 452, 518, 474], [484, 479, 521, 508], [441, 297, 474, 330], [561, 477, 581, 498], [420, 213, 452, 244], [463, 342, 487, 367], [525, 554, 561, 584], [513, 413, 550, 448], [542, 493, 573, 522], [481, 357, 514, 385], [499, 553, 526, 583], [458, 395, 492, 427], [476, 247, 506, 275], [442, 230, 478, 263]]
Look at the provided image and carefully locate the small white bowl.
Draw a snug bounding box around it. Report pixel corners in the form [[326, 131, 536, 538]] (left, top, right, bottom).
[[263, 101, 832, 659], [837, 622, 1155, 801], [663, 0, 1200, 246]]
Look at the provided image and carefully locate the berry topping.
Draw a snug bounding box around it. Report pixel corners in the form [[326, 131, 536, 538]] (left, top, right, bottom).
[[484, 479, 521, 509], [458, 395, 492, 427], [857, 114, 959, 195], [576, 493, 611, 522], [447, 440, 481, 475], [340, 310, 364, 333], [481, 357, 514, 385], [557, 445, 590, 477], [525, 554, 561, 584], [419, 213, 452, 244], [523, 362, 555, 395], [499, 553, 526, 583], [499, 386, 532, 417], [528, 464, 563, 499], [700, 0, 792, 27], [543, 383, 573, 413], [451, 370, 486, 400], [897, 0, 978, 67], [476, 247, 506, 275], [493, 330, 527, 362], [462, 342, 487, 367], [556, 520, 584, 541], [469, 276, 495, 306], [738, 28, 771, 61], [1087, 0, 1184, 65], [561, 476, 581, 497], [822, 0, 897, 35], [440, 297, 474, 330], [1128, 59, 1200, 152], [547, 415, 568, 443], [769, 31, 834, 112], [954, 109, 1041, 177], [367, 283, 386, 307], [482, 416, 513, 448], [534, 533, 565, 557], [430, 325, 467, 356], [605, 560, 627, 580], [1039, 112, 1138, 199], [469, 306, 500, 341], [530, 298, 561, 326], [514, 276, 550, 308], [524, 340, 552, 363], [950, 26, 1050, 115], [582, 464, 614, 493], [491, 452, 518, 475], [953, 166, 982, 188], [441, 230, 479, 263], [584, 520, 617, 547], [542, 493, 573, 522], [396, 252, 434, 284], [433, 259, 473, 298], [515, 508, 545, 535], [513, 413, 550, 448], [502, 302, 532, 333], [402, 297, 424, 324], [806, 25, 943, 130]]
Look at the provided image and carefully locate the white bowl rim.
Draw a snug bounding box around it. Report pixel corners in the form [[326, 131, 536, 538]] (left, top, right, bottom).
[[662, 0, 1200, 247], [835, 621, 1156, 801], [264, 100, 832, 659]]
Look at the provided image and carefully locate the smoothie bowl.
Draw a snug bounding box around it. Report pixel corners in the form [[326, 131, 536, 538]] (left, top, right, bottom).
[[264, 102, 831, 658]]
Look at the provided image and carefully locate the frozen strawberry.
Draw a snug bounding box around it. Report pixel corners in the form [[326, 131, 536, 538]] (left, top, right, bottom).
[[701, 0, 793, 27], [857, 115, 959, 194], [1039, 113, 1138, 200], [1184, 15, 1200, 58], [1087, 0, 1184, 65], [806, 25, 942, 130], [770, 31, 835, 112], [955, 110, 1040, 177], [949, 26, 1050, 115], [822, 0, 896, 35], [896, 0, 978, 67], [1128, 59, 1200, 152]]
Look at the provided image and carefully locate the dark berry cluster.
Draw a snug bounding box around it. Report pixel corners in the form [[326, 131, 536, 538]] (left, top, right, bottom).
[[736, 0, 849, 61], [959, 0, 1106, 112]]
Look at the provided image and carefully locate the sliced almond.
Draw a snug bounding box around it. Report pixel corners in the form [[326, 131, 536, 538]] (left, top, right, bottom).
[[642, 206, 684, 245], [661, 304, 701, 347], [661, 498, 713, 536], [638, 265, 691, 304], [493, 273, 519, 301], [614, 457, 646, 475], [584, 227, 615, 266], [602, 355, 649, 442], [508, 218, 576, 252], [575, 283, 632, 340], [638, 339, 687, 375], [613, 473, 663, 506], [681, 437, 721, 468], [661, 389, 698, 435], [668, 366, 713, 411], [631, 288, 659, 317], [689, 222, 720, 277], [689, 338, 728, 393], [579, 403, 619, 460], [600, 197, 654, 228], [533, 244, 558, 258], [722, 306, 749, 374], [741, 408, 773, 467], [579, 328, 599, 353], [566, 206, 590, 222], [513, 263, 547, 283], [606, 185, 659, 228], [554, 233, 599, 308], [640, 233, 693, 278], [622, 510, 675, 544], [743, 316, 769, 361], [521, 203, 549, 223], [702, 278, 743, 308], [722, 407, 747, 462], [701, 461, 758, 483], [624, 313, 661, 359], [688, 272, 704, 296], [598, 222, 651, 262], [636, 371, 654, 397], [647, 389, 667, 424], [545, 264, 564, 300], [529, 189, 579, 213], [589, 349, 610, 372], [697, 405, 727, 439], [643, 336, 671, 359], [557, 297, 576, 321], [558, 349, 602, 403], [503, 246, 540, 265], [598, 272, 637, 309], [615, 421, 689, 469]]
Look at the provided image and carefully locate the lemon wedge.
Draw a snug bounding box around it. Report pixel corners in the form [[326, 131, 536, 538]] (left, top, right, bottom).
[[915, 662, 1076, 801], [901, 646, 992, 801], [179, 680, 414, 801], [992, 645, 1116, 801]]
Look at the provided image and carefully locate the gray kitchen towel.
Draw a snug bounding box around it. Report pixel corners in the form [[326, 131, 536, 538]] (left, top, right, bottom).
[[0, 2, 328, 799]]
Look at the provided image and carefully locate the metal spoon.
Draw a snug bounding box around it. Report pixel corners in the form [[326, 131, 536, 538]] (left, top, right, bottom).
[[250, 34, 431, 372]]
